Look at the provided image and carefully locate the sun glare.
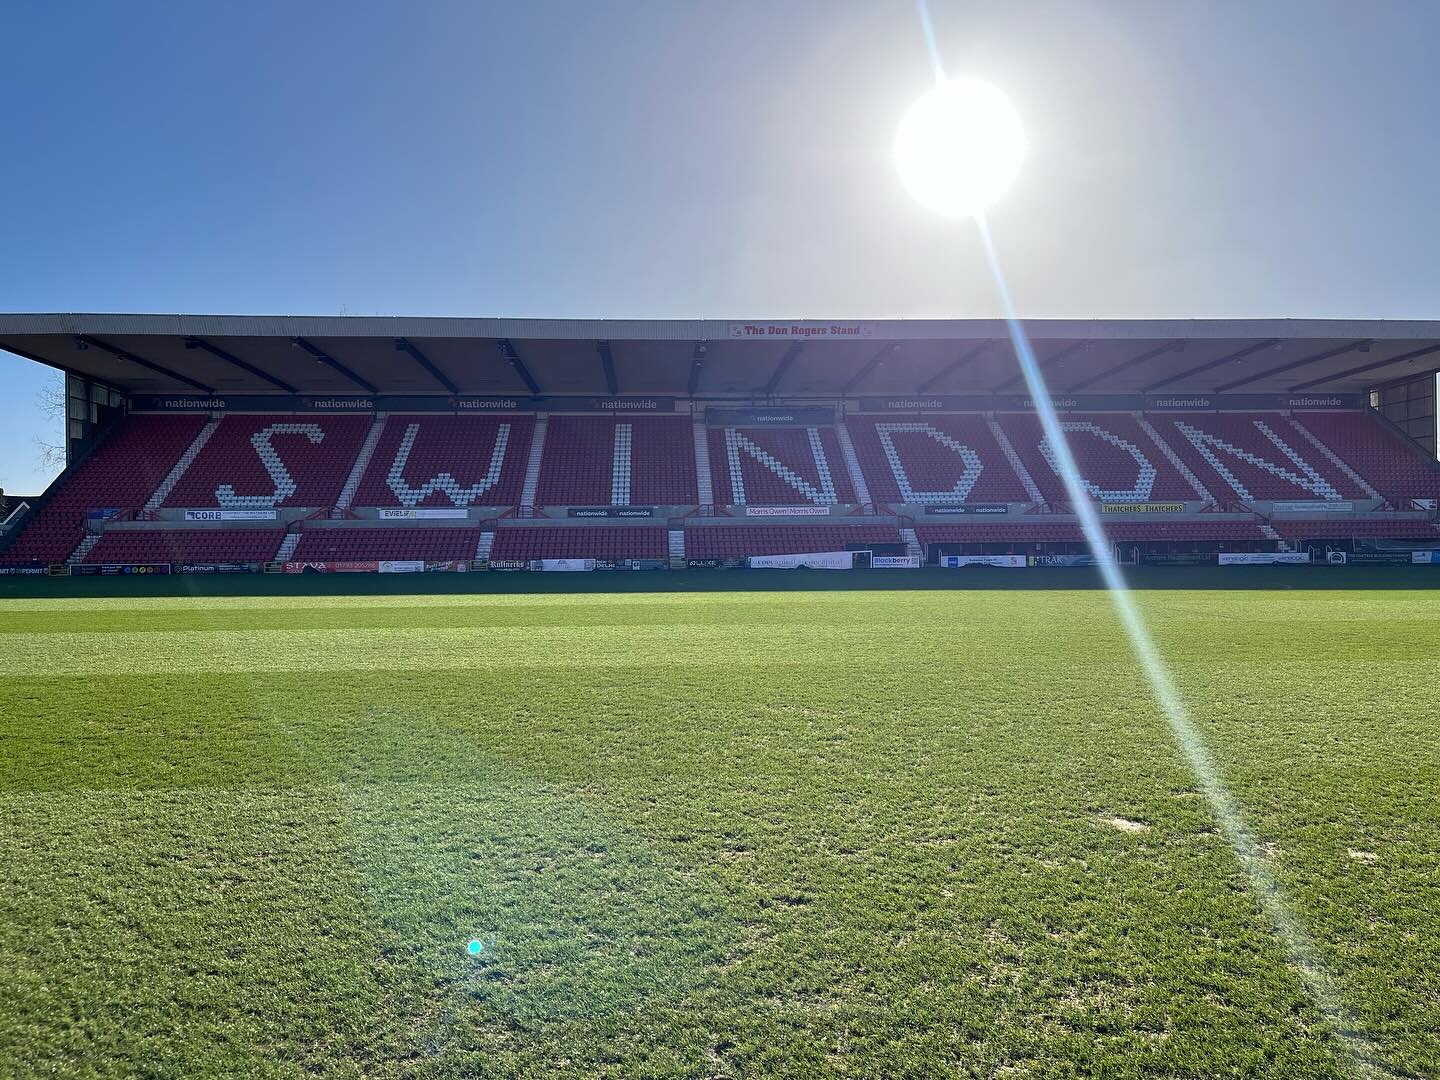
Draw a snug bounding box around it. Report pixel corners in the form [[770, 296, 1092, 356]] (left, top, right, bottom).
[[894, 78, 1026, 219]]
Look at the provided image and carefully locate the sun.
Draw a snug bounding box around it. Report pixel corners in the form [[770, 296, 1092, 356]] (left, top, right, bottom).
[[894, 78, 1027, 219]]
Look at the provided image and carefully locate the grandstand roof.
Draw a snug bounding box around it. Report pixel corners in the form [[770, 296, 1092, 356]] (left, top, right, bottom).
[[3, 313, 1439, 399]]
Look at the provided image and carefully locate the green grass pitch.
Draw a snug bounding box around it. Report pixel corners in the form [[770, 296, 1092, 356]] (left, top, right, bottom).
[[1, 588, 1436, 1078]]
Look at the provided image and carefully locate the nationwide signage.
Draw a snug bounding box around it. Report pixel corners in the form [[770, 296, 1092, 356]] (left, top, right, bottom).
[[566, 507, 657, 518], [854, 393, 1365, 412], [132, 394, 678, 414], [924, 504, 1008, 515], [706, 407, 836, 426], [728, 321, 875, 340], [1100, 502, 1185, 513], [183, 509, 278, 521]]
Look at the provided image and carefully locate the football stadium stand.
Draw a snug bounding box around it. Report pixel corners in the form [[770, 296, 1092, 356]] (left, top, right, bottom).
[[291, 527, 482, 562], [163, 414, 373, 509], [83, 529, 286, 564], [707, 426, 857, 506], [996, 413, 1199, 504], [685, 524, 902, 558], [490, 526, 668, 561], [0, 414, 205, 565], [847, 414, 1033, 504], [1, 314, 1436, 572], [349, 415, 534, 508], [1145, 412, 1372, 503], [536, 416, 696, 506]]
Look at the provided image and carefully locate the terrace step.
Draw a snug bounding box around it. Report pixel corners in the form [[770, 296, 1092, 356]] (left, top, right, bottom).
[[834, 420, 874, 509], [274, 532, 302, 561], [668, 528, 686, 569], [987, 418, 1045, 503], [475, 529, 496, 563], [693, 420, 714, 506], [900, 526, 922, 561], [611, 422, 633, 505], [519, 414, 548, 509], [142, 416, 221, 512], [334, 413, 389, 509], [66, 533, 102, 565]]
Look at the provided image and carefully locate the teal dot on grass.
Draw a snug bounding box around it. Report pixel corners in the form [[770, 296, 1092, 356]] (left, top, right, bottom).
[[467, 939, 483, 956]]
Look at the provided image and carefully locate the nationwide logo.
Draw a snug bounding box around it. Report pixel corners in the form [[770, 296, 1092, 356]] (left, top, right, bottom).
[[1286, 396, 1344, 407], [884, 399, 943, 410], [1152, 397, 1211, 408], [160, 397, 227, 409], [301, 397, 373, 409], [594, 399, 660, 410], [1020, 397, 1078, 409], [450, 397, 519, 409]]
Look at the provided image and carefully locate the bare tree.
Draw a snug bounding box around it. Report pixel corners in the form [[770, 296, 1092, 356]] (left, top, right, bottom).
[[35, 373, 67, 474]]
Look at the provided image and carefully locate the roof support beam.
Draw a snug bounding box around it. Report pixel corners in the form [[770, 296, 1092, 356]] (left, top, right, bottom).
[[1290, 342, 1440, 391], [1214, 340, 1373, 393], [687, 342, 707, 397], [994, 341, 1086, 393], [762, 342, 804, 396], [498, 339, 541, 396], [185, 337, 297, 393], [843, 343, 901, 396], [1065, 340, 1180, 393], [392, 338, 458, 394], [596, 340, 618, 396], [917, 342, 989, 394], [289, 338, 379, 394], [78, 335, 214, 393], [1142, 339, 1280, 393]]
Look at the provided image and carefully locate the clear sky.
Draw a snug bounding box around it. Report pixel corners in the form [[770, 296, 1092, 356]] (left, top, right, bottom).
[[4, 0, 1439, 493]]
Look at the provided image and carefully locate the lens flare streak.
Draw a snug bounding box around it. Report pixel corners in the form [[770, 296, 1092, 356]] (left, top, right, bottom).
[[973, 216, 1366, 1071]]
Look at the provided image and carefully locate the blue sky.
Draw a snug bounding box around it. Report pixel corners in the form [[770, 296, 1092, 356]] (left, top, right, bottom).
[[4, 0, 1439, 493]]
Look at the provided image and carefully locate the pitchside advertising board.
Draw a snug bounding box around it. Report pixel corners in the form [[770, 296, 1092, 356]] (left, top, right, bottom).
[[939, 554, 1028, 568], [855, 393, 1363, 412], [71, 563, 172, 575], [1217, 552, 1312, 565], [132, 395, 678, 413]]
